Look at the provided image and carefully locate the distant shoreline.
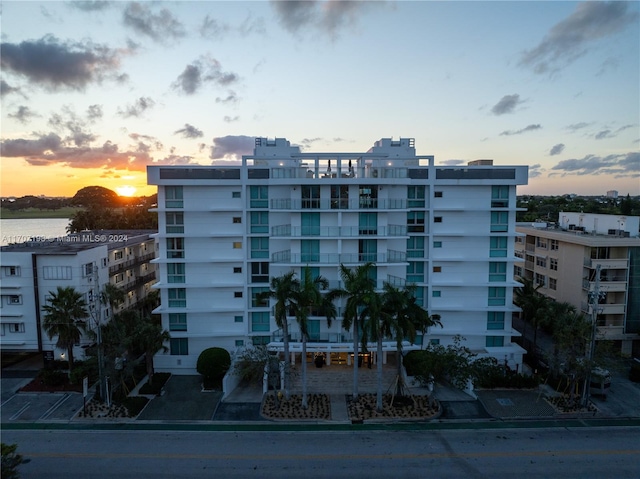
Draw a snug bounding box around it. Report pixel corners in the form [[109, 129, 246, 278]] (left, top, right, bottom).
[[0, 207, 81, 220]]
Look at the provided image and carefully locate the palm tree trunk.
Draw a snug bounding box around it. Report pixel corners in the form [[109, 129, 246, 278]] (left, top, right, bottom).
[[396, 343, 403, 397], [376, 336, 383, 412], [353, 322, 359, 399], [282, 320, 290, 399], [146, 350, 154, 385], [301, 334, 308, 409], [67, 346, 74, 373]]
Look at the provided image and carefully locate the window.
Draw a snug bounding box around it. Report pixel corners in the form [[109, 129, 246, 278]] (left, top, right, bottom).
[[234, 291, 243, 298], [301, 185, 320, 209], [434, 216, 443, 223], [490, 211, 508, 232], [43, 266, 72, 280], [359, 213, 378, 235], [514, 266, 523, 278], [234, 315, 244, 323], [233, 241, 242, 249], [5, 266, 20, 276], [408, 186, 425, 207], [251, 262, 269, 283], [233, 267, 242, 274], [407, 211, 425, 232], [433, 241, 442, 248], [359, 185, 378, 208], [407, 236, 425, 258], [536, 257, 547, 268], [330, 185, 349, 209], [491, 186, 509, 207], [515, 250, 524, 259], [101, 258, 107, 268], [235, 340, 245, 347], [486, 336, 504, 347], [251, 311, 270, 332], [250, 185, 268, 208], [166, 212, 184, 233], [487, 312, 505, 330], [9, 323, 25, 333], [170, 338, 188, 355], [434, 191, 443, 198], [550, 239, 559, 251], [165, 186, 183, 208], [536, 237, 548, 249], [301, 212, 320, 236], [550, 258, 558, 271], [114, 251, 124, 260], [432, 290, 441, 297], [251, 287, 269, 307], [232, 191, 241, 198], [488, 287, 506, 306], [489, 262, 507, 282], [251, 211, 269, 233], [515, 236, 524, 244], [490, 236, 508, 257], [168, 288, 186, 307], [250, 237, 269, 258], [549, 278, 557, 290], [233, 217, 242, 224], [359, 239, 377, 262], [167, 238, 184, 258], [301, 240, 320, 262], [535, 273, 546, 287], [115, 273, 124, 283], [83, 263, 94, 277], [433, 266, 442, 273], [407, 262, 424, 283], [9, 295, 22, 305], [169, 313, 187, 331], [252, 336, 270, 346], [167, 263, 185, 283], [430, 338, 440, 345]]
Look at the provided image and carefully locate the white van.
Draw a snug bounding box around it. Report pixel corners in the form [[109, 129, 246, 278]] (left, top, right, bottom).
[[590, 368, 611, 398]]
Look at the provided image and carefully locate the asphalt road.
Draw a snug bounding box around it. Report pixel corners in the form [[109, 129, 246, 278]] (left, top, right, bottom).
[[3, 427, 639, 479]]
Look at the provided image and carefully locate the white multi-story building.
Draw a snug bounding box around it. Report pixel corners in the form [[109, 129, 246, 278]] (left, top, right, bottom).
[[148, 137, 529, 374], [515, 212, 640, 356], [0, 231, 157, 360]]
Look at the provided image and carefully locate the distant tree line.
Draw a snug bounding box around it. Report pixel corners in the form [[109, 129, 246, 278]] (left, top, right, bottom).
[[516, 194, 639, 223]]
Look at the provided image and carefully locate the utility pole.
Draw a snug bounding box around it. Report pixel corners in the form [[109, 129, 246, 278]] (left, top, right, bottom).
[[90, 262, 108, 407], [582, 264, 601, 408]]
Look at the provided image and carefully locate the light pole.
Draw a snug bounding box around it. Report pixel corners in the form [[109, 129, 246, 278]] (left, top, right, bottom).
[[582, 264, 602, 408]]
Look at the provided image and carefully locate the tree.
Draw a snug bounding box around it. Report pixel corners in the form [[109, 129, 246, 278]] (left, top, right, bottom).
[[100, 283, 126, 316], [329, 262, 376, 399], [129, 316, 170, 386], [1, 443, 27, 479], [42, 286, 89, 372], [514, 276, 549, 354], [257, 271, 298, 399], [294, 267, 336, 409], [71, 186, 120, 208], [197, 347, 231, 388], [620, 193, 632, 215]]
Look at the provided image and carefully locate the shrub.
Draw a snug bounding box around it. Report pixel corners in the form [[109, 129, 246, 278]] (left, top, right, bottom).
[[138, 372, 171, 395], [1, 443, 26, 479], [197, 347, 231, 383], [69, 359, 98, 386], [39, 369, 66, 387], [121, 396, 149, 417]]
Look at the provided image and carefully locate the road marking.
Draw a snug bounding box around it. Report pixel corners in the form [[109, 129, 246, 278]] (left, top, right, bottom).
[[40, 393, 70, 420], [9, 402, 31, 421]]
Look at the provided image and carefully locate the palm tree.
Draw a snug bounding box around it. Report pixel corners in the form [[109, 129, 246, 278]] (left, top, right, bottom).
[[514, 276, 549, 354], [42, 286, 89, 372], [360, 287, 385, 411], [258, 271, 299, 399], [329, 262, 376, 399], [130, 315, 170, 386], [294, 267, 336, 409], [100, 283, 126, 317]]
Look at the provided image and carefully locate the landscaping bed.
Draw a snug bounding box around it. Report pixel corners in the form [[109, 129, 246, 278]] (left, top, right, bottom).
[[347, 393, 440, 421], [262, 394, 331, 420]]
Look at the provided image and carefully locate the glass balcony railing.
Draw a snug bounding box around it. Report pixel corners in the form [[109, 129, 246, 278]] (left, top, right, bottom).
[[271, 250, 407, 264], [270, 225, 407, 237]]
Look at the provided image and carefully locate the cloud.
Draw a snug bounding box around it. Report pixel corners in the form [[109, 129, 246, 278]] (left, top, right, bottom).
[[47, 106, 97, 147], [549, 143, 565, 156], [440, 159, 466, 166], [551, 151, 639, 176], [565, 122, 591, 132], [500, 124, 542, 136], [8, 106, 39, 124], [210, 135, 255, 159], [117, 96, 155, 118], [87, 104, 103, 121], [172, 57, 239, 95], [174, 124, 204, 139], [152, 154, 199, 166], [223, 116, 239, 123], [0, 35, 122, 91], [528, 164, 544, 178], [0, 132, 151, 171], [67, 1, 112, 12], [595, 129, 613, 140], [520, 2, 639, 74], [491, 94, 522, 115], [200, 13, 265, 39], [271, 0, 380, 38], [0, 80, 23, 97], [200, 15, 231, 39], [123, 2, 186, 44], [215, 91, 239, 104]]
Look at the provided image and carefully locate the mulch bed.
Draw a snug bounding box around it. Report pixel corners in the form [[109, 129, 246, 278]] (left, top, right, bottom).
[[347, 393, 439, 421], [545, 395, 598, 414], [19, 377, 83, 393], [262, 393, 331, 420]]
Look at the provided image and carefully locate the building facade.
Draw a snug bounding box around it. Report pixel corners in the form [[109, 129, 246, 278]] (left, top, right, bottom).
[[0, 232, 157, 360], [148, 137, 529, 374], [515, 212, 640, 356]]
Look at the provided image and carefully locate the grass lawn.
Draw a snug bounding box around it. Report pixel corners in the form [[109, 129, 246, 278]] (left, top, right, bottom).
[[0, 207, 82, 219]]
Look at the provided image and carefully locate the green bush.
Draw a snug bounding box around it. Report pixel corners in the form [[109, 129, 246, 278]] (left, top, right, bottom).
[[39, 369, 66, 387], [138, 373, 171, 395], [122, 396, 149, 417], [69, 359, 98, 386], [197, 347, 231, 382], [1, 443, 26, 479]]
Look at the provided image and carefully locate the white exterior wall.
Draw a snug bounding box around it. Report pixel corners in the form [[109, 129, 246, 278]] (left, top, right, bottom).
[[148, 137, 528, 374]]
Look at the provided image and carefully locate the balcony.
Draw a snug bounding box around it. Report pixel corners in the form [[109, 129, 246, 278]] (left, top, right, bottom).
[[582, 302, 626, 315], [582, 279, 627, 293], [109, 252, 156, 274], [271, 250, 407, 264], [584, 258, 629, 269], [269, 198, 407, 210], [270, 225, 407, 237]]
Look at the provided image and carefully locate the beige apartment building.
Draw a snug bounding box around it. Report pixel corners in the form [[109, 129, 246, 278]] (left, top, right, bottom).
[[515, 212, 640, 357]]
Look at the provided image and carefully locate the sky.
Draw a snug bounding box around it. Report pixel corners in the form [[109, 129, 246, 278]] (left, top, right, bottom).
[[1, 0, 639, 198]]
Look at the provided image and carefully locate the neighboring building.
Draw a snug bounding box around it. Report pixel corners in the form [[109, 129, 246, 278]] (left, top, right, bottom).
[[148, 137, 529, 374], [515, 212, 640, 357], [0, 231, 157, 360], [606, 190, 619, 199]]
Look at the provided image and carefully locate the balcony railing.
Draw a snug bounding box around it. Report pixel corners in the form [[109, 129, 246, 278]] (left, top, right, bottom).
[[271, 250, 407, 264], [270, 224, 407, 237], [584, 258, 629, 269], [109, 252, 156, 274], [269, 198, 407, 210]]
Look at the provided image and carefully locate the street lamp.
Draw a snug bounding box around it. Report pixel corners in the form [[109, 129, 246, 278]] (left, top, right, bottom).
[[582, 265, 603, 408]]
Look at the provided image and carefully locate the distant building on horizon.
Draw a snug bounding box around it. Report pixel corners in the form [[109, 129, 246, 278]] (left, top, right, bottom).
[[148, 137, 529, 376], [607, 190, 619, 199]]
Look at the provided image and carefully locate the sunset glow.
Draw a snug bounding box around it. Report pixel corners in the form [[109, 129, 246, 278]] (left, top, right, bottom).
[[115, 186, 137, 197]]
